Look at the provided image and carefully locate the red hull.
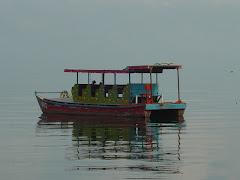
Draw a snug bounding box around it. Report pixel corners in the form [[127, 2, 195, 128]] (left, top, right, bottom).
[[36, 95, 146, 117]]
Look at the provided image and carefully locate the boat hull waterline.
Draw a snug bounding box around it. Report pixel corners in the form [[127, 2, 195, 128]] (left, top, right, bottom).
[[36, 94, 186, 118]]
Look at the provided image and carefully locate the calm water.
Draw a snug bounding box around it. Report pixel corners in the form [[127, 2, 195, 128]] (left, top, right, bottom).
[[1, 88, 240, 180]]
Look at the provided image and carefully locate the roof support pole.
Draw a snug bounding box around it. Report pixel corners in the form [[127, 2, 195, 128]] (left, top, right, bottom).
[[129, 73, 131, 84], [141, 73, 143, 84], [76, 72, 79, 84], [150, 67, 153, 103], [102, 73, 105, 85], [156, 73, 158, 84], [150, 68, 153, 86], [177, 68, 181, 101], [77, 72, 79, 96], [88, 73, 90, 84], [114, 73, 116, 85]]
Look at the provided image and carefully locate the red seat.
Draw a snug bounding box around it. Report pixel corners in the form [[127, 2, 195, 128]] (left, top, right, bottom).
[[143, 84, 153, 104]]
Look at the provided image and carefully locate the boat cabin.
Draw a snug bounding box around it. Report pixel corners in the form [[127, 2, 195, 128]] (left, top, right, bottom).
[[64, 64, 182, 105]]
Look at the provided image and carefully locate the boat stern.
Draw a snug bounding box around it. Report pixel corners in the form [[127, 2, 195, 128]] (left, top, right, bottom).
[[145, 102, 187, 119]]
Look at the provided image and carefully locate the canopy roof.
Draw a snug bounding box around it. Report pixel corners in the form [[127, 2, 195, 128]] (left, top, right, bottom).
[[64, 69, 128, 73], [125, 65, 182, 73], [64, 64, 182, 74]]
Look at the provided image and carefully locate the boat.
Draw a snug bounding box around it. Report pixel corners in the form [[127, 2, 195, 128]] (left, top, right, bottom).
[[35, 64, 186, 119]]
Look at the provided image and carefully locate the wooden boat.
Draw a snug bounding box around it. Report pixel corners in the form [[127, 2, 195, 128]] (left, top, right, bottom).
[[35, 64, 186, 119]]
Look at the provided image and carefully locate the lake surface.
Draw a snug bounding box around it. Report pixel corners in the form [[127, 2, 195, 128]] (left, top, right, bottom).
[[1, 88, 240, 180]]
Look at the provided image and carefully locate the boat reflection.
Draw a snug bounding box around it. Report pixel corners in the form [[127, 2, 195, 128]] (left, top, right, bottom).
[[37, 114, 186, 174]]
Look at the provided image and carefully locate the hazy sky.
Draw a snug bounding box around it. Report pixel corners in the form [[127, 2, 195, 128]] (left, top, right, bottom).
[[1, 0, 240, 94]]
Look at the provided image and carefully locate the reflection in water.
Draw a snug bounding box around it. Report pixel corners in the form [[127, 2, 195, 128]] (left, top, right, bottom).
[[37, 114, 185, 175]]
